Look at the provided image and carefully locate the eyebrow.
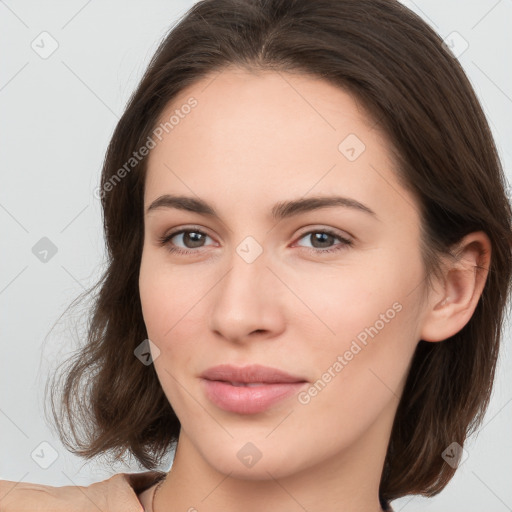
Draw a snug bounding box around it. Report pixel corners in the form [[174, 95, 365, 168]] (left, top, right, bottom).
[[146, 194, 377, 221]]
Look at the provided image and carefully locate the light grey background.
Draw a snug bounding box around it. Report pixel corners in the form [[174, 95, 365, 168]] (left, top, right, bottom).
[[1, 1, 511, 510]]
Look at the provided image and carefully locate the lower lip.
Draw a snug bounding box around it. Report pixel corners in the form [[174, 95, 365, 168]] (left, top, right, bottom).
[[201, 379, 307, 414]]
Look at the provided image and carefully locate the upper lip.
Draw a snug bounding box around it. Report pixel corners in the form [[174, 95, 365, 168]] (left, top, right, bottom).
[[200, 364, 307, 384]]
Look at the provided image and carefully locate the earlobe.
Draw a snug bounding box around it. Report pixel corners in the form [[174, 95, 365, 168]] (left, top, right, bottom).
[[420, 231, 491, 342]]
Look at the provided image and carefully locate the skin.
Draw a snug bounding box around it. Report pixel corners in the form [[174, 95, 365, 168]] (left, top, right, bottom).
[[0, 472, 158, 512], [137, 66, 491, 512], [1, 66, 490, 512]]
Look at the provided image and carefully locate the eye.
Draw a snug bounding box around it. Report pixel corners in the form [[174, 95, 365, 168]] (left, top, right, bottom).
[[157, 227, 353, 256], [158, 227, 215, 255], [293, 228, 353, 255]]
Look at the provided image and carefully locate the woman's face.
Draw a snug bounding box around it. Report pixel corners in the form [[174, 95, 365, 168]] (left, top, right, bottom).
[[139, 67, 431, 480]]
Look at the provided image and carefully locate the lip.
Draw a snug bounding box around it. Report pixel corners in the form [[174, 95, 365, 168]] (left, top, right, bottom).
[[200, 364, 308, 414], [200, 364, 306, 384]]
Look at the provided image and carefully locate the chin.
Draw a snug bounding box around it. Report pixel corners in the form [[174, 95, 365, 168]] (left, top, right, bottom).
[[197, 440, 309, 481]]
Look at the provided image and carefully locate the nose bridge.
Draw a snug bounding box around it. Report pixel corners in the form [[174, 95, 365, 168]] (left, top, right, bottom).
[[209, 237, 281, 340], [217, 238, 270, 309]]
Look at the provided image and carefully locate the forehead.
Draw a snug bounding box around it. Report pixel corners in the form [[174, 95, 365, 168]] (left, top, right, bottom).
[[143, 67, 414, 223], [150, 66, 380, 156]]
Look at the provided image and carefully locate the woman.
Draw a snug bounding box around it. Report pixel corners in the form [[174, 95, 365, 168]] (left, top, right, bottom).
[[2, 0, 510, 511]]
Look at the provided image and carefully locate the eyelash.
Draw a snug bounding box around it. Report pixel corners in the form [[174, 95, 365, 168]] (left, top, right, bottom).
[[157, 226, 353, 256]]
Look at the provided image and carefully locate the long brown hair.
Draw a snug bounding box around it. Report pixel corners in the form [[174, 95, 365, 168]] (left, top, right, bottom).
[[45, 0, 512, 503]]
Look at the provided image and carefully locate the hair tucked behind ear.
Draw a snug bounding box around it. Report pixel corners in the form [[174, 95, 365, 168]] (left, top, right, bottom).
[[44, 0, 512, 503]]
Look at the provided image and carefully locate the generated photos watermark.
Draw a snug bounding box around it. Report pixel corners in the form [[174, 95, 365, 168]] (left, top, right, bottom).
[[298, 301, 403, 405], [94, 97, 198, 199]]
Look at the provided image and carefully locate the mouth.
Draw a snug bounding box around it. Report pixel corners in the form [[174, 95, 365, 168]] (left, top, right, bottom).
[[200, 363, 307, 384], [199, 364, 308, 414], [225, 382, 271, 387]]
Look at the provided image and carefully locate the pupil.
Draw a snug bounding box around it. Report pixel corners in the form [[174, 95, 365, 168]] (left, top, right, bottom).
[[313, 232, 332, 248], [186, 231, 204, 248]]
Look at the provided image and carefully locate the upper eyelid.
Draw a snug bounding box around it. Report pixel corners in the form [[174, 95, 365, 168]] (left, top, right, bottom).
[[295, 225, 353, 239], [165, 225, 217, 241]]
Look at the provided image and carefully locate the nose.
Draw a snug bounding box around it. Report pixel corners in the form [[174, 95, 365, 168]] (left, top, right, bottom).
[[208, 245, 286, 344]]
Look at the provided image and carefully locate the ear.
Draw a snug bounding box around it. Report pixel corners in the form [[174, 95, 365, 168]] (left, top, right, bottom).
[[420, 231, 491, 342]]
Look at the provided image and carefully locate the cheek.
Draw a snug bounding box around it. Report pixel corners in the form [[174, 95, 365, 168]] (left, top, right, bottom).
[[305, 276, 420, 422], [139, 253, 206, 341], [293, 301, 419, 454], [139, 255, 207, 413], [291, 250, 422, 401], [285, 248, 422, 346]]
